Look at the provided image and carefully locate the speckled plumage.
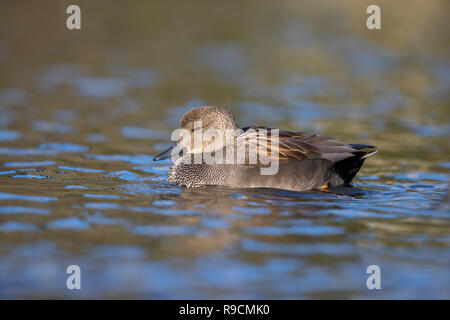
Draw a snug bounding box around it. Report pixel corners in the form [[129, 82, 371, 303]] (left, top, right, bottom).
[[155, 106, 378, 192]]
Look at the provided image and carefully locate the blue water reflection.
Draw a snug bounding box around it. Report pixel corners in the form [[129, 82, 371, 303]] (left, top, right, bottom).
[[0, 0, 448, 299]]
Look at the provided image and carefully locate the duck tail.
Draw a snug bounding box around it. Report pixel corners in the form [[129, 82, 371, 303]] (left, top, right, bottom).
[[348, 144, 378, 159], [330, 144, 378, 185]]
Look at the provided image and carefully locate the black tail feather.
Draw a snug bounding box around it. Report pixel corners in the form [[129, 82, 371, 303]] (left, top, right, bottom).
[[330, 144, 377, 185]]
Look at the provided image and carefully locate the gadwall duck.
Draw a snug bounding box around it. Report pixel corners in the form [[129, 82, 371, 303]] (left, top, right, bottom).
[[154, 106, 377, 192]]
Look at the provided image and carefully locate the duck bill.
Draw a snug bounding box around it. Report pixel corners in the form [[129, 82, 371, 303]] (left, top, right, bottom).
[[154, 143, 176, 161], [153, 142, 181, 161]]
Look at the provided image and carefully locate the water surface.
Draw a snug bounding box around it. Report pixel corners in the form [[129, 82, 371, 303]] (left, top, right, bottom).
[[0, 0, 449, 299]]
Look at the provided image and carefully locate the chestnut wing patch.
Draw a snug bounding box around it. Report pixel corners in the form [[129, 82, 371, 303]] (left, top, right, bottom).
[[239, 127, 359, 163]]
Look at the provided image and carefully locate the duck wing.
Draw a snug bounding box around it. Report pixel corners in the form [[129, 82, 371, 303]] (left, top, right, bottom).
[[239, 126, 377, 164]]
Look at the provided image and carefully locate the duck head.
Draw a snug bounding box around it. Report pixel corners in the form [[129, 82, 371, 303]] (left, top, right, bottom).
[[153, 106, 238, 161]]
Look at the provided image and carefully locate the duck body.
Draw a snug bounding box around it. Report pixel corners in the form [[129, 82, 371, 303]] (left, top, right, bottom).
[[168, 157, 333, 190], [155, 106, 377, 192]]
